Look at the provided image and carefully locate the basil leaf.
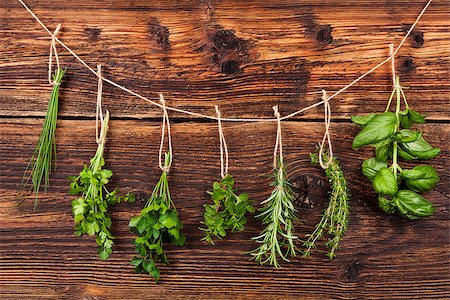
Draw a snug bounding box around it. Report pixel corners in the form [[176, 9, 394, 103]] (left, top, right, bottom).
[[402, 165, 440, 192], [378, 195, 395, 214], [372, 167, 398, 196], [351, 113, 377, 127], [399, 113, 412, 129], [394, 190, 435, 219], [398, 130, 422, 143], [375, 144, 390, 162], [400, 135, 440, 160], [408, 109, 425, 124], [352, 112, 397, 149], [398, 147, 417, 161], [362, 157, 387, 181]]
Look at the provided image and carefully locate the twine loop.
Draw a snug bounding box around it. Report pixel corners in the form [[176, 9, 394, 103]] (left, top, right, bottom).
[[95, 65, 105, 144], [158, 94, 173, 173], [272, 105, 283, 169], [215, 105, 229, 179], [318, 90, 333, 169], [48, 24, 61, 85]]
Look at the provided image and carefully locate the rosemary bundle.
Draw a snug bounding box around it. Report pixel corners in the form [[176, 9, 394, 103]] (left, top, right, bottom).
[[303, 150, 350, 259], [250, 162, 298, 268], [129, 152, 185, 283], [21, 68, 66, 208], [200, 174, 255, 244], [69, 111, 135, 260]]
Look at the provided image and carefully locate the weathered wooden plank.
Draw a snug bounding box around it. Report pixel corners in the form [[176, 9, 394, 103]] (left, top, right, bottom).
[[0, 0, 448, 120], [0, 118, 448, 299]]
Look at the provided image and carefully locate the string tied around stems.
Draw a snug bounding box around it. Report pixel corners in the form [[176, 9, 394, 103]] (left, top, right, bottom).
[[215, 105, 229, 179], [95, 65, 105, 144], [48, 24, 61, 86], [272, 105, 283, 170], [158, 94, 173, 173], [318, 90, 333, 169]]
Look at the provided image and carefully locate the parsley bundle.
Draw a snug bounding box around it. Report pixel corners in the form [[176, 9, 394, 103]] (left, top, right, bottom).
[[352, 75, 439, 219], [250, 162, 298, 268], [303, 150, 350, 259], [21, 68, 66, 208], [200, 174, 255, 244], [69, 111, 134, 260], [129, 152, 185, 283]]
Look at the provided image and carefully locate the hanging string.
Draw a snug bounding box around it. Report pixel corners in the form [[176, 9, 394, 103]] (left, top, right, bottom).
[[215, 105, 229, 178], [272, 106, 283, 169], [17, 0, 434, 123], [95, 65, 105, 144], [158, 94, 173, 173], [48, 23, 61, 85], [318, 90, 333, 169]]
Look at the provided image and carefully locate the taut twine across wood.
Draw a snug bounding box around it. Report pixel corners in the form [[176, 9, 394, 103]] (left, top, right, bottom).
[[17, 0, 434, 122], [215, 105, 229, 179], [158, 94, 173, 173], [48, 23, 61, 85], [318, 90, 333, 169]]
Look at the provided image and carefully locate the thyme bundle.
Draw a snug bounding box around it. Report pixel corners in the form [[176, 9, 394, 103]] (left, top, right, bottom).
[[303, 150, 350, 259]]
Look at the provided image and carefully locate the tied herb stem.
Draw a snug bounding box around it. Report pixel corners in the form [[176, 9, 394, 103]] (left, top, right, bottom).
[[129, 152, 185, 283], [303, 150, 350, 259], [69, 111, 135, 261], [21, 68, 66, 209], [250, 162, 298, 268]]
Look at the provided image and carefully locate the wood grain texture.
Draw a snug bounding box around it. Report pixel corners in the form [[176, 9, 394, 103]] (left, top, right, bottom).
[[0, 0, 449, 120], [0, 0, 449, 299]]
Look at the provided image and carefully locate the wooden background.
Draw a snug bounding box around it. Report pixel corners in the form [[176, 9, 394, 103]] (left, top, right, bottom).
[[0, 0, 449, 299]]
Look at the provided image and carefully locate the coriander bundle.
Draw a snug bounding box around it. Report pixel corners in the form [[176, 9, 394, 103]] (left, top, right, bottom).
[[21, 68, 66, 208], [129, 152, 185, 283]]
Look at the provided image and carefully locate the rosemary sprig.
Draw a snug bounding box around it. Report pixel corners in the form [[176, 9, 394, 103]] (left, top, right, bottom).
[[129, 152, 185, 283], [250, 162, 298, 268], [69, 111, 135, 260], [21, 68, 66, 208], [303, 150, 350, 259]]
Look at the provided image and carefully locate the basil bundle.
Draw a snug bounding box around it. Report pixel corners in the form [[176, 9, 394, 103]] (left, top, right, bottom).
[[352, 76, 440, 220]]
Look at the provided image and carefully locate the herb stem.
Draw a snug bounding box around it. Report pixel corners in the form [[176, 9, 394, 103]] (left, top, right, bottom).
[[392, 76, 401, 180]]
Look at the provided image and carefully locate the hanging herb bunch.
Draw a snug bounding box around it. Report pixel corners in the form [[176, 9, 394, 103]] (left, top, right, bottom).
[[129, 152, 185, 283], [352, 75, 440, 219], [69, 110, 135, 260], [129, 96, 185, 283], [21, 68, 66, 209], [250, 106, 299, 268], [303, 150, 350, 259], [200, 106, 255, 244]]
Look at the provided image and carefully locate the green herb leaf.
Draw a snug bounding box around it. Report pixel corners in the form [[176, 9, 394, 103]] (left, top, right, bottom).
[[352, 112, 397, 149], [362, 158, 387, 181], [351, 113, 377, 127], [394, 190, 435, 220], [372, 167, 398, 196], [400, 135, 441, 160], [402, 165, 439, 192], [378, 195, 395, 214]]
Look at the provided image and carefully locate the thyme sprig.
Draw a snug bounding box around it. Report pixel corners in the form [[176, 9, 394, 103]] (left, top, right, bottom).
[[250, 162, 298, 268], [303, 150, 350, 259], [129, 152, 185, 283], [69, 111, 135, 260], [21, 68, 66, 208]]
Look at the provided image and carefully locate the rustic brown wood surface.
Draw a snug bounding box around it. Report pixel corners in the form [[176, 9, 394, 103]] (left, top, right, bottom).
[[0, 0, 449, 299]]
